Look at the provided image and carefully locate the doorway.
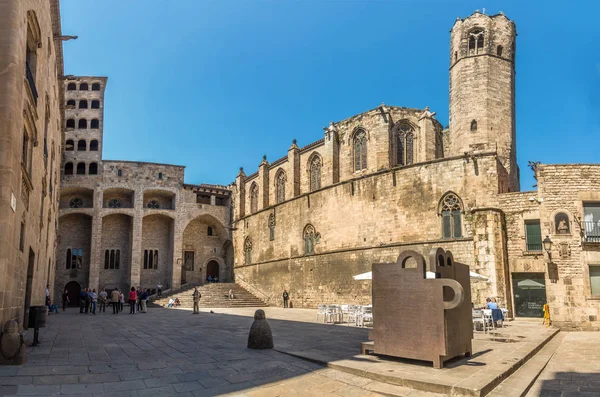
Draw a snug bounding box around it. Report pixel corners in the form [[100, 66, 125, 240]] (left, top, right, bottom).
[[23, 248, 35, 329], [206, 260, 219, 281], [512, 272, 546, 318], [64, 281, 81, 307]]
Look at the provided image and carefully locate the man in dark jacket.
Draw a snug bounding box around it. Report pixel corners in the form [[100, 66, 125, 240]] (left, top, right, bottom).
[[283, 290, 289, 308]]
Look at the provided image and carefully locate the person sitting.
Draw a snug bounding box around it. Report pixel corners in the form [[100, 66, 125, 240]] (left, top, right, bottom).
[[167, 298, 175, 308], [174, 298, 181, 307], [214, 277, 219, 283], [207, 275, 213, 283], [46, 297, 59, 314], [228, 289, 235, 300], [485, 297, 499, 310]]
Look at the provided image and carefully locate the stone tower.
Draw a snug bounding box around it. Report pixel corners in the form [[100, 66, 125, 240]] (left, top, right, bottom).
[[448, 11, 519, 191], [63, 77, 107, 178]]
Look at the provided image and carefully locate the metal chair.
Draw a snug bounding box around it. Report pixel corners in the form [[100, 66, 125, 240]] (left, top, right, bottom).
[[472, 309, 487, 333], [357, 305, 373, 327], [347, 305, 360, 326], [325, 305, 341, 323], [316, 304, 327, 323], [482, 309, 495, 330], [340, 304, 349, 323]]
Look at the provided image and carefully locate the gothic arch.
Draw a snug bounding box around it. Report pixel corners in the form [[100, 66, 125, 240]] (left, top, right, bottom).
[[438, 192, 464, 239], [249, 182, 259, 213], [437, 191, 465, 215], [307, 152, 322, 191], [274, 168, 286, 204], [351, 127, 368, 172], [391, 119, 417, 166]]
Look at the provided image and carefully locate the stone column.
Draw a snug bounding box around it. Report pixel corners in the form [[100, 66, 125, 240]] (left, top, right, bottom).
[[235, 168, 246, 219], [324, 122, 340, 184], [129, 215, 142, 287], [171, 218, 183, 290], [88, 189, 103, 289], [418, 107, 439, 162], [259, 155, 269, 210], [287, 140, 300, 197]]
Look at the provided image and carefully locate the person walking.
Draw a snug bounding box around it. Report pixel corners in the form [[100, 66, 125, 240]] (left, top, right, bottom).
[[140, 289, 148, 313], [129, 287, 137, 314], [136, 286, 142, 312], [79, 288, 87, 313], [99, 288, 107, 313], [91, 289, 98, 315], [283, 290, 289, 308], [111, 288, 120, 314], [157, 282, 163, 298], [84, 288, 91, 314], [192, 287, 200, 314], [119, 290, 124, 312], [62, 289, 69, 311]]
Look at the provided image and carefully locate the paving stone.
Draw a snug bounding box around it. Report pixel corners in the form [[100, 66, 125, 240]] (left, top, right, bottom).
[[60, 383, 105, 394], [102, 380, 146, 392], [14, 384, 60, 395], [33, 375, 79, 385], [0, 377, 33, 386], [78, 373, 120, 384], [173, 381, 204, 393], [119, 370, 152, 381]]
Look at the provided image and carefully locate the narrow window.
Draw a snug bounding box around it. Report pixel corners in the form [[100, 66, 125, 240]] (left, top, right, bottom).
[[67, 249, 73, 269], [88, 163, 98, 175], [76, 162, 85, 175], [115, 249, 120, 269], [525, 220, 542, 251], [310, 155, 322, 191], [91, 100, 100, 109], [78, 119, 87, 129], [77, 140, 86, 151], [441, 193, 463, 239], [65, 139, 74, 151], [303, 224, 317, 255], [269, 213, 275, 241], [244, 237, 252, 265], [143, 250, 148, 269], [148, 250, 154, 269], [158, 172, 163, 179], [405, 132, 414, 165], [208, 226, 213, 236], [91, 83, 101, 91], [276, 170, 286, 203], [468, 29, 484, 55], [109, 249, 115, 269], [250, 183, 259, 214], [79, 82, 88, 91], [153, 250, 158, 269], [454, 51, 458, 62], [117, 169, 122, 177], [471, 120, 477, 132], [353, 130, 367, 171], [66, 119, 75, 129], [497, 45, 503, 57], [90, 119, 99, 129], [104, 250, 109, 269], [90, 140, 98, 151], [79, 100, 88, 109], [19, 222, 25, 252], [64, 162, 74, 175], [67, 83, 76, 90]]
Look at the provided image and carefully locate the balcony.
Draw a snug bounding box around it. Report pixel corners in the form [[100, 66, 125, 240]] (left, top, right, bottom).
[[25, 62, 38, 106], [583, 221, 600, 243]]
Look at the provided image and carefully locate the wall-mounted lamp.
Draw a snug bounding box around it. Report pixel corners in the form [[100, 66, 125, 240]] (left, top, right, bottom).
[[543, 235, 553, 262], [528, 196, 543, 204]]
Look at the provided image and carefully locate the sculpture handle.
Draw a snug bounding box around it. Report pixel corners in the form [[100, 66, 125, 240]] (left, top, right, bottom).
[[438, 279, 464, 310]]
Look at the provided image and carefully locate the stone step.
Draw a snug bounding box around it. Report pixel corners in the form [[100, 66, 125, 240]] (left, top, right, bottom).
[[487, 332, 565, 397], [150, 282, 268, 308]]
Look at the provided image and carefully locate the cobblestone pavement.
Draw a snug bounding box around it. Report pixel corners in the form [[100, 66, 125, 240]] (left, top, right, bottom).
[[526, 332, 600, 397], [0, 306, 443, 397]]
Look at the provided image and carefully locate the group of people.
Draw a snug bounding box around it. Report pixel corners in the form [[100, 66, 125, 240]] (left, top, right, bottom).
[[206, 275, 219, 283], [59, 286, 153, 315]]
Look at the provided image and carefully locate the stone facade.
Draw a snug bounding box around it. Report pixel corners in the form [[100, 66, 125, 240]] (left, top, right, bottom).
[[0, 0, 64, 328]]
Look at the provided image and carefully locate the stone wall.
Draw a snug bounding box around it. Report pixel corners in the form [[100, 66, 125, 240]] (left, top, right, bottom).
[[55, 214, 92, 299], [100, 214, 132, 291], [140, 214, 173, 289]]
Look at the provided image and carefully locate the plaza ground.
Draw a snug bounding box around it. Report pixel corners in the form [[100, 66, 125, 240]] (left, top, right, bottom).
[[0, 306, 598, 396]]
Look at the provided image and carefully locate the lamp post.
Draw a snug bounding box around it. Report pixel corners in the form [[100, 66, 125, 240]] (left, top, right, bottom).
[[543, 235, 553, 262]]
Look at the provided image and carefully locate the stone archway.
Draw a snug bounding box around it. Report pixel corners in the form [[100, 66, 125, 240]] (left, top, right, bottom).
[[206, 260, 219, 281], [64, 281, 81, 307]]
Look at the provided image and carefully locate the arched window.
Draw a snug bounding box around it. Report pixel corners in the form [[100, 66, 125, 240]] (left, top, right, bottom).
[[104, 250, 109, 269], [64, 162, 73, 175], [79, 100, 88, 109], [91, 100, 100, 109], [555, 212, 570, 234], [77, 140, 86, 151], [66, 99, 76, 107], [90, 140, 98, 151], [468, 29, 484, 55], [275, 169, 286, 204], [67, 83, 76, 90], [471, 120, 478, 132], [115, 249, 120, 269], [303, 224, 320, 255], [147, 200, 160, 209], [497, 45, 503, 57], [90, 119, 99, 129], [158, 172, 163, 179], [76, 162, 86, 175], [117, 169, 122, 177], [268, 213, 276, 241], [79, 82, 88, 91], [66, 248, 72, 269], [250, 182, 259, 214], [394, 122, 414, 166], [440, 193, 463, 239], [88, 162, 98, 175], [208, 226, 213, 236], [66, 119, 75, 129], [353, 129, 367, 171], [65, 139, 74, 151], [92, 83, 101, 91], [110, 249, 115, 269], [309, 155, 321, 191], [244, 237, 252, 265], [78, 119, 87, 129]]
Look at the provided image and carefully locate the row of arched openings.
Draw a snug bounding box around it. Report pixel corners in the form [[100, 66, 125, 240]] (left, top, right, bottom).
[[65, 139, 98, 151], [66, 99, 100, 109], [66, 119, 100, 129], [104, 249, 120, 270], [67, 82, 101, 91], [64, 162, 98, 175]]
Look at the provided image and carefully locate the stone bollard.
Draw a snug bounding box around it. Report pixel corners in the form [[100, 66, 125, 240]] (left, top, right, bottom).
[[247, 309, 274, 349], [0, 320, 26, 365]]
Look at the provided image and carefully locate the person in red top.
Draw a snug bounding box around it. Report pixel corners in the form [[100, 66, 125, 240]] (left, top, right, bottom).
[[129, 287, 137, 314]]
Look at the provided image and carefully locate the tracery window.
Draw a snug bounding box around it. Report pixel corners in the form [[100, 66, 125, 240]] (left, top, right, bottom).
[[268, 213, 276, 241], [303, 224, 320, 255], [69, 197, 83, 208], [310, 155, 321, 191], [143, 249, 158, 269], [108, 198, 122, 208], [147, 200, 160, 209], [250, 183, 259, 214], [468, 29, 485, 55], [276, 170, 286, 204], [244, 237, 252, 265], [440, 193, 463, 239], [66, 248, 83, 269], [394, 122, 414, 166], [353, 130, 367, 171]]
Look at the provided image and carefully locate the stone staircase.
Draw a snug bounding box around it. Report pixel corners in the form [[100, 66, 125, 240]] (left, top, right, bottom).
[[151, 282, 267, 308]]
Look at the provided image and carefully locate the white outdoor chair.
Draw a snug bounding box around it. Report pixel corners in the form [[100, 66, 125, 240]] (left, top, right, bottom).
[[482, 309, 495, 330], [347, 305, 360, 326], [472, 309, 487, 333], [340, 304, 349, 323], [357, 305, 373, 327], [316, 304, 327, 323], [325, 305, 341, 323]]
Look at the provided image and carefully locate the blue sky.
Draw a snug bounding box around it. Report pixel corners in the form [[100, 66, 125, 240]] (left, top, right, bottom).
[[61, 0, 600, 190]]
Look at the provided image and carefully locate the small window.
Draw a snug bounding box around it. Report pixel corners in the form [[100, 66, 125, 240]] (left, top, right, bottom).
[[65, 139, 74, 151], [66, 119, 75, 129], [90, 119, 99, 129], [66, 99, 76, 107], [590, 265, 600, 296], [76, 162, 86, 175], [470, 120, 477, 132], [108, 198, 122, 208], [79, 100, 88, 109], [19, 222, 25, 252], [91, 100, 100, 109], [207, 226, 213, 236], [67, 83, 76, 90], [88, 163, 98, 175], [117, 169, 122, 177], [78, 119, 87, 129], [77, 140, 86, 151], [497, 45, 503, 57], [250, 183, 258, 213], [244, 238, 252, 265], [525, 220, 542, 252], [269, 213, 275, 241], [468, 29, 485, 55], [64, 162, 74, 175], [79, 83, 88, 91], [90, 140, 98, 151], [454, 51, 458, 62], [158, 172, 163, 179], [92, 83, 101, 91]]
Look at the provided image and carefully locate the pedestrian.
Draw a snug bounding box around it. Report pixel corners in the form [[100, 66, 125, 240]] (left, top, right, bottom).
[[111, 288, 120, 314], [46, 284, 50, 299], [91, 289, 98, 315], [84, 288, 91, 314], [129, 287, 137, 314], [192, 287, 200, 314], [119, 290, 124, 312], [140, 289, 148, 313], [79, 288, 87, 313], [157, 282, 163, 298], [136, 286, 142, 312], [62, 289, 69, 311], [283, 290, 289, 308], [99, 288, 107, 313]]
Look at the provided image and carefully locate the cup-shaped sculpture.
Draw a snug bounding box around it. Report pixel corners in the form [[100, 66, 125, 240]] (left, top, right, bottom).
[[370, 248, 472, 368]]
